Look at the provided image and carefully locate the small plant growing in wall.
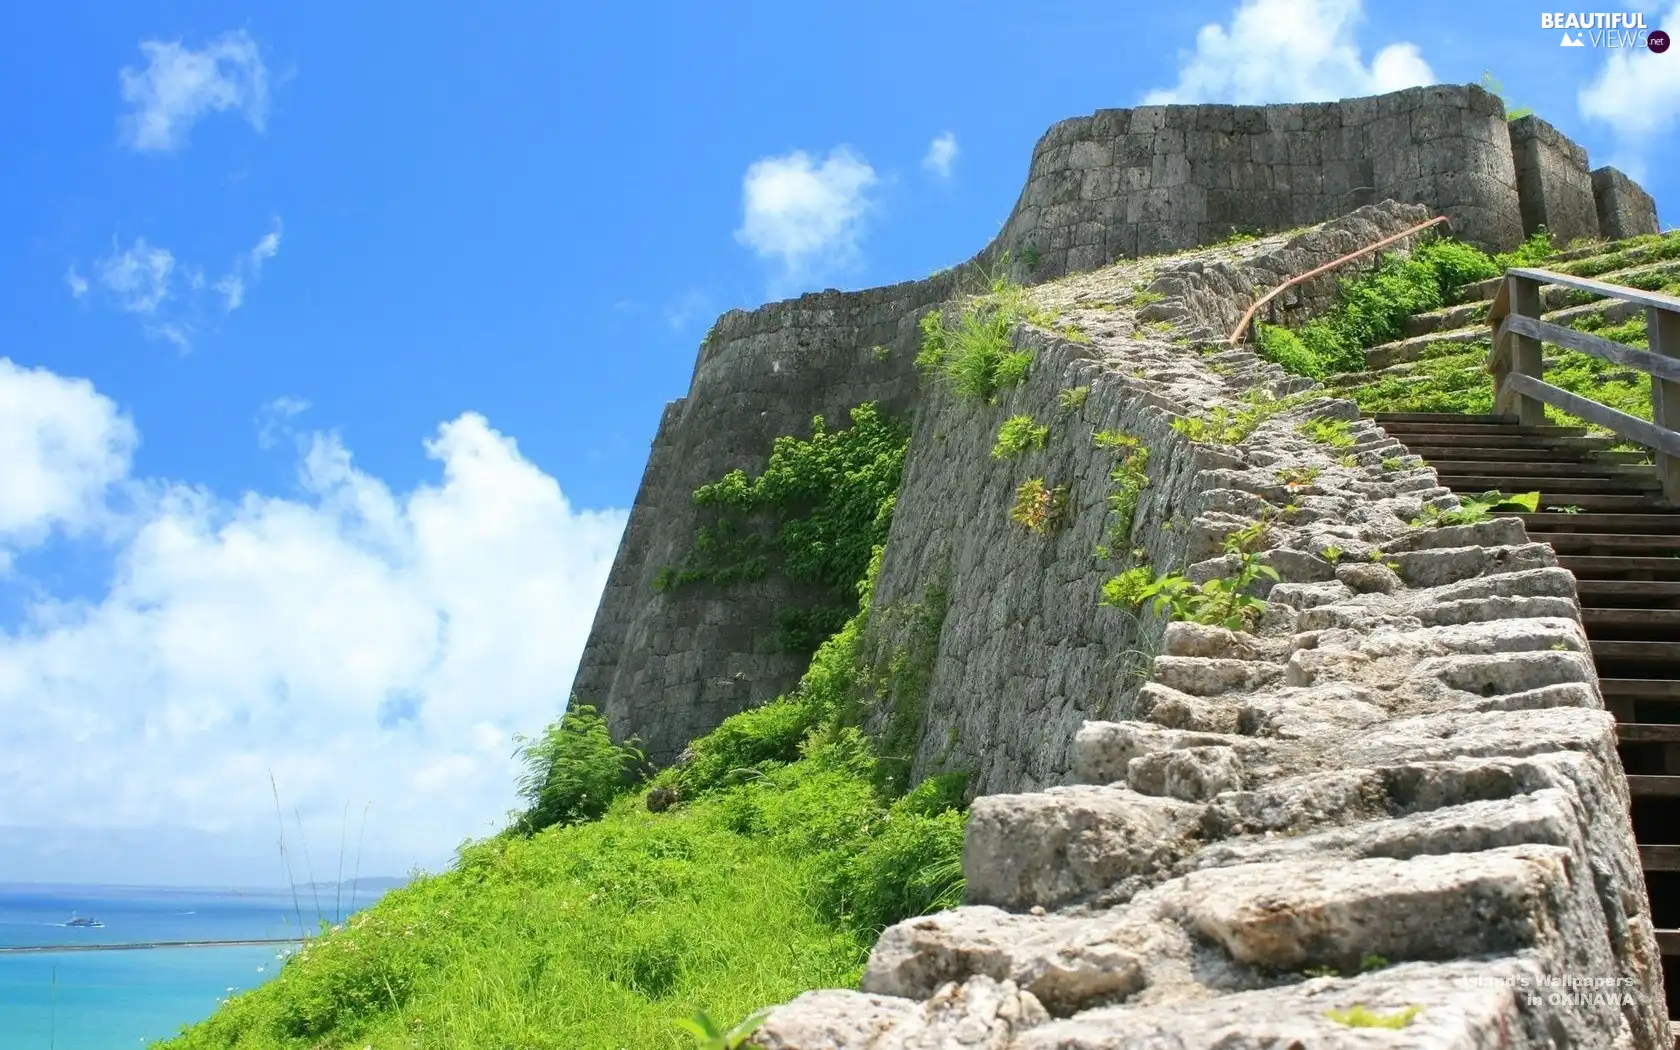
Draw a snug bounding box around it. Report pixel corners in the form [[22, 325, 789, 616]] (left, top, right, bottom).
[[1010, 477, 1068, 534], [1325, 1004, 1422, 1030], [1059, 385, 1090, 411], [1411, 489, 1539, 527], [1100, 551, 1278, 632], [1094, 430, 1151, 552], [1276, 466, 1320, 488], [992, 414, 1049, 459], [916, 258, 1055, 401], [1298, 416, 1356, 450]]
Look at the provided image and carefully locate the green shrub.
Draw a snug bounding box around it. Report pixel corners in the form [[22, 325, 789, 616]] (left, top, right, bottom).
[[815, 805, 966, 937], [991, 414, 1049, 458], [667, 699, 823, 798], [514, 705, 650, 835]]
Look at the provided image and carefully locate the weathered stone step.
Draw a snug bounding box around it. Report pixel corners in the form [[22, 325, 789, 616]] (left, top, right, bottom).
[[1425, 460, 1659, 479], [1364, 327, 1489, 370], [1436, 474, 1660, 496], [1428, 261, 1680, 336], [1460, 492, 1659, 512], [1518, 511, 1680, 533], [1565, 557, 1680, 580], [1544, 533, 1680, 554]]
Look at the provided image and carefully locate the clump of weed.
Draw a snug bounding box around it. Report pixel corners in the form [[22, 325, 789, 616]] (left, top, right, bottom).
[[1010, 478, 1069, 534], [991, 414, 1049, 459]]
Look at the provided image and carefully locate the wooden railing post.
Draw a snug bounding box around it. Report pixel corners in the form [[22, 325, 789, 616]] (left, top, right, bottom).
[[1651, 305, 1680, 503], [1496, 274, 1548, 426]]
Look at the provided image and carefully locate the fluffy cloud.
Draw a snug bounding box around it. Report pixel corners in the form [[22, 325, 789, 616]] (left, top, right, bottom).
[[95, 237, 177, 315], [1578, 2, 1680, 169], [0, 359, 137, 569], [734, 147, 878, 290], [0, 360, 626, 884], [214, 219, 284, 312], [64, 267, 89, 299], [1144, 0, 1435, 105], [923, 132, 959, 178], [119, 30, 270, 152]]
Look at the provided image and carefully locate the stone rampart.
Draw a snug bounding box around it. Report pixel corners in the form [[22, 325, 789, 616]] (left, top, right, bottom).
[[571, 84, 1658, 766]]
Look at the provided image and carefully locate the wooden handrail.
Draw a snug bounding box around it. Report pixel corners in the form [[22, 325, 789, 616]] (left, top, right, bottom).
[[1485, 264, 1680, 502], [1226, 215, 1451, 346]]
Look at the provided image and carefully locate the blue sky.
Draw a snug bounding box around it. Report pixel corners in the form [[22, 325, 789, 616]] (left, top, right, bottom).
[[1, 0, 1676, 887]]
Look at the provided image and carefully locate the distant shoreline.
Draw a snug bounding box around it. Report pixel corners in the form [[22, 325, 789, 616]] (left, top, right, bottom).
[[0, 938, 303, 955]]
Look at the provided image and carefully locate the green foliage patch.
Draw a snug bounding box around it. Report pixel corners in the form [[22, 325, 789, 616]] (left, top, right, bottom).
[[916, 267, 1057, 400], [992, 414, 1049, 459]]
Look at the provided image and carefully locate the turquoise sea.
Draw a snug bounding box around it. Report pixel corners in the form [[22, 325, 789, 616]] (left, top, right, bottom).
[[0, 883, 390, 1049]]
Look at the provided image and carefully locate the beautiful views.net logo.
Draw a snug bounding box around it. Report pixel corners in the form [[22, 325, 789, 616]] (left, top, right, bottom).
[[1539, 11, 1671, 51]]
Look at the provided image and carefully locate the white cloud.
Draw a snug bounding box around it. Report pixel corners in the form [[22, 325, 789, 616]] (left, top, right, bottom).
[[1578, 3, 1680, 153], [64, 266, 89, 299], [923, 132, 959, 178], [0, 359, 137, 570], [214, 218, 283, 312], [734, 147, 878, 287], [256, 396, 311, 449], [119, 30, 270, 152], [0, 362, 627, 884], [95, 237, 176, 315], [1143, 0, 1435, 105]]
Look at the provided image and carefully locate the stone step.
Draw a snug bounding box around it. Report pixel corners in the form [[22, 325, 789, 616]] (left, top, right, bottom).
[[1564, 558, 1680, 580], [1461, 492, 1660, 512], [1436, 473, 1661, 496], [1539, 533, 1680, 555], [1364, 327, 1488, 370], [1394, 435, 1619, 454]]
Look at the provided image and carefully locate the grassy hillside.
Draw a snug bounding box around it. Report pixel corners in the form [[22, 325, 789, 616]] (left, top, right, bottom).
[[161, 399, 968, 1050]]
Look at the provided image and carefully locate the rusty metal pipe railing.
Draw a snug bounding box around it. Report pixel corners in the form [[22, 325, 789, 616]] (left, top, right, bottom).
[[1226, 215, 1452, 346]]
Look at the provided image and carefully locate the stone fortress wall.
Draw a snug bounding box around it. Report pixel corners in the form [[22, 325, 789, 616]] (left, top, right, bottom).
[[570, 82, 1660, 767]]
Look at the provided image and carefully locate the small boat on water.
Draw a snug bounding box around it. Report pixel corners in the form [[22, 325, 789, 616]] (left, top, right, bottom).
[[63, 914, 104, 928]]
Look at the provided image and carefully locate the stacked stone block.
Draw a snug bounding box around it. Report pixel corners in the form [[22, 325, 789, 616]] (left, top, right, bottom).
[[1508, 115, 1601, 245]]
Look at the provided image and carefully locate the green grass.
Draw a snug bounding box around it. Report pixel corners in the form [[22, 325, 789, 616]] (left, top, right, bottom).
[[916, 267, 1057, 400]]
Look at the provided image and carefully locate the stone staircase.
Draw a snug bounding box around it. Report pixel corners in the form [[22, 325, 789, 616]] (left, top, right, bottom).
[[1372, 411, 1680, 1023]]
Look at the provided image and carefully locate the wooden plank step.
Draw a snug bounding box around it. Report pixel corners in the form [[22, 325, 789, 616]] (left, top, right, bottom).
[[1379, 423, 1589, 437], [1424, 460, 1659, 479], [1602, 679, 1680, 702], [1393, 433, 1620, 451], [1591, 639, 1680, 660], [1642, 845, 1680, 871], [1518, 512, 1680, 533], [1658, 928, 1680, 955], [1582, 608, 1680, 629], [1619, 724, 1680, 744], [1578, 580, 1680, 599], [1370, 413, 1516, 425], [1543, 533, 1680, 554], [1562, 557, 1680, 581], [1436, 474, 1661, 495], [1405, 446, 1623, 465], [1627, 775, 1680, 797]]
